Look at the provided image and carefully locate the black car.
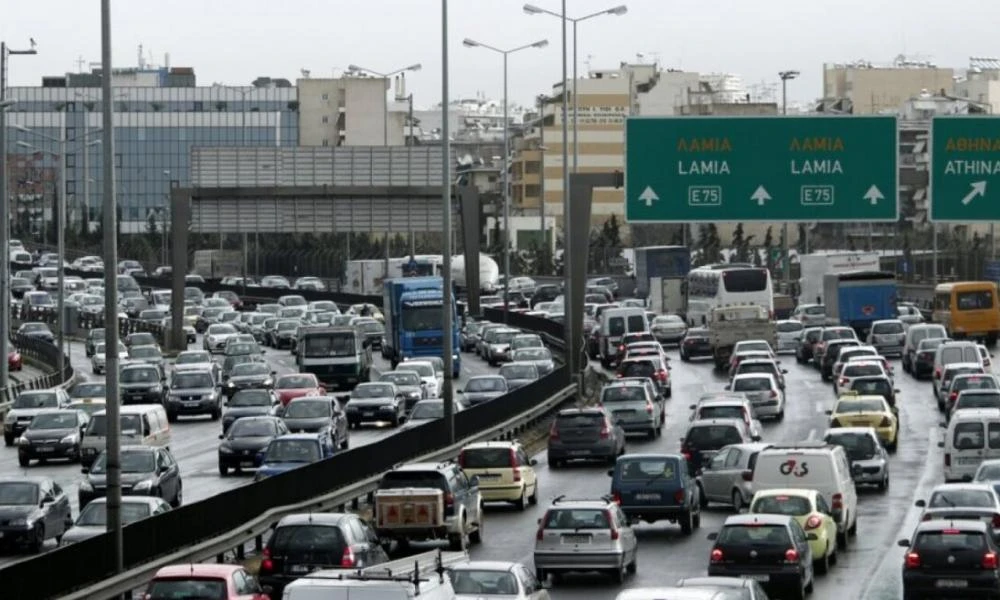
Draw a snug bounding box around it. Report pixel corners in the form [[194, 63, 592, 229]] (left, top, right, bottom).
[[17, 322, 55, 343], [795, 327, 823, 364], [0, 477, 73, 553], [17, 409, 89, 466], [223, 362, 275, 398], [282, 396, 350, 450], [708, 513, 815, 600], [680, 327, 713, 361], [899, 519, 1000, 598], [819, 339, 861, 381], [85, 328, 106, 358], [10, 277, 35, 299], [912, 338, 948, 380], [122, 297, 150, 319], [218, 415, 289, 476], [345, 382, 405, 427], [530, 284, 561, 307], [848, 375, 899, 411], [79, 446, 183, 508], [353, 318, 385, 350], [165, 369, 222, 422], [119, 363, 167, 406], [124, 331, 158, 349], [376, 371, 424, 411], [257, 512, 390, 596], [222, 389, 280, 433]]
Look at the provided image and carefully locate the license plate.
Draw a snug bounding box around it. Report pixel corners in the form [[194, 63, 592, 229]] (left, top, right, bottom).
[[634, 493, 661, 501], [747, 574, 769, 582], [243, 450, 252, 456], [477, 473, 500, 479], [240, 461, 255, 467], [958, 457, 982, 465], [363, 411, 375, 417], [183, 402, 200, 408], [561, 534, 591, 544], [936, 580, 968, 588], [568, 449, 591, 456], [289, 565, 312, 574], [850, 420, 871, 426], [35, 447, 54, 453]]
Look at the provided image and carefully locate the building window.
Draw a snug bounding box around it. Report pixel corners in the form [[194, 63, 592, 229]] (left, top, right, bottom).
[[66, 127, 76, 141], [66, 181, 76, 195], [322, 115, 329, 123], [321, 139, 329, 146], [65, 155, 76, 168], [525, 185, 541, 198], [322, 93, 329, 100]]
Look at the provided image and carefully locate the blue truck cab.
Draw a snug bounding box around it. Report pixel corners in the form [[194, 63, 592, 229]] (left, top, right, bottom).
[[823, 270, 897, 338], [383, 277, 461, 378], [607, 453, 702, 534]]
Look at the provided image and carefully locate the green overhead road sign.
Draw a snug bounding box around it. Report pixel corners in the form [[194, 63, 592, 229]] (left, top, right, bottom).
[[931, 116, 1000, 222], [624, 116, 899, 223]]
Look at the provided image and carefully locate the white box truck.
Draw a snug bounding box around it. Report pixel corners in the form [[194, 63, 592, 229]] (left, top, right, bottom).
[[798, 252, 880, 305]]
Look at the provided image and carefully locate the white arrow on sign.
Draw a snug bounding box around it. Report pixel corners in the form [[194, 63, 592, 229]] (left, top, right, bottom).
[[751, 185, 771, 207], [638, 186, 660, 207], [863, 185, 884, 206], [961, 181, 988, 205]]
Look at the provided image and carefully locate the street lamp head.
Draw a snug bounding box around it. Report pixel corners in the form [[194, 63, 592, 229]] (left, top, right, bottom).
[[523, 3, 544, 14], [346, 64, 362, 73], [779, 70, 801, 80], [607, 5, 628, 16], [462, 38, 480, 48], [13, 125, 30, 133], [15, 141, 33, 149], [404, 63, 422, 72], [531, 40, 549, 49], [0, 99, 15, 109]]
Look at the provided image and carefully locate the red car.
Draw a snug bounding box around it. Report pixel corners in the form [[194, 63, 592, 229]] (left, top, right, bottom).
[[7, 350, 22, 371], [274, 373, 326, 406], [143, 564, 269, 600]]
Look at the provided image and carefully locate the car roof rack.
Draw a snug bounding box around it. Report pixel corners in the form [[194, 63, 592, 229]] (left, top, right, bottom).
[[763, 441, 831, 450], [299, 549, 461, 595], [552, 494, 615, 505]]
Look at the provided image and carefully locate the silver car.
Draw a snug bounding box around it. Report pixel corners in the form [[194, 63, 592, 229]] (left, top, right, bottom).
[[775, 319, 804, 354], [448, 561, 548, 599], [688, 396, 763, 441], [91, 341, 128, 375], [823, 427, 890, 491], [729, 373, 785, 421], [532, 497, 638, 584], [696, 442, 773, 509], [512, 347, 554, 376], [600, 378, 663, 439], [499, 362, 540, 391], [650, 314, 687, 345], [866, 319, 906, 357], [459, 375, 508, 407]]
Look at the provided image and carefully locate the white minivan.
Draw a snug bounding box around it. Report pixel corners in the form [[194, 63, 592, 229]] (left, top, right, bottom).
[[282, 550, 466, 600], [598, 307, 649, 369], [80, 404, 171, 468], [751, 443, 859, 548], [940, 408, 1000, 483]]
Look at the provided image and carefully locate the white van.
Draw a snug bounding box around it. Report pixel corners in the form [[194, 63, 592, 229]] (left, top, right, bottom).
[[599, 307, 650, 369], [941, 408, 1000, 483], [933, 340, 983, 384], [281, 550, 466, 600], [902, 323, 948, 374], [80, 404, 171, 468], [751, 443, 859, 547]]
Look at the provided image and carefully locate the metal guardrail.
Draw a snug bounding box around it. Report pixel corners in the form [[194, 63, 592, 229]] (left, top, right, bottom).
[[0, 334, 76, 420]]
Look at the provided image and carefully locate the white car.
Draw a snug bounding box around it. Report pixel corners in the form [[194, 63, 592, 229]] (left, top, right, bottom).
[[91, 341, 128, 375], [732, 339, 775, 357], [834, 360, 889, 397], [396, 361, 439, 398], [449, 561, 549, 599], [775, 319, 804, 354], [832, 345, 880, 381], [729, 373, 785, 420], [203, 323, 238, 353]]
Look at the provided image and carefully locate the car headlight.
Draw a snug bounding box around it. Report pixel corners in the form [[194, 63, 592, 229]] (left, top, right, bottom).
[[79, 480, 94, 492], [60, 434, 78, 444], [9, 518, 30, 528], [219, 445, 233, 454], [226, 382, 235, 388], [132, 480, 153, 492], [16, 437, 29, 446]]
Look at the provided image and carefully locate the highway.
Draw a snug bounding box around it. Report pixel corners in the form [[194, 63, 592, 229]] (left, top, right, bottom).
[[0, 332, 494, 565], [458, 346, 947, 600]]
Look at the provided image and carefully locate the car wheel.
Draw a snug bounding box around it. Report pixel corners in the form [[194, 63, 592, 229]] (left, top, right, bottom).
[[536, 569, 547, 583], [173, 485, 183, 507], [17, 455, 29, 468], [626, 554, 637, 575], [732, 489, 744, 510], [697, 483, 709, 508], [340, 435, 349, 450], [3, 434, 12, 447], [449, 521, 469, 551], [680, 511, 694, 535], [528, 482, 538, 505], [815, 542, 831, 575], [219, 464, 228, 477], [30, 524, 45, 554], [610, 563, 626, 584], [837, 529, 848, 549], [680, 351, 690, 362], [515, 489, 527, 511], [849, 515, 858, 536], [469, 515, 483, 545], [167, 411, 178, 424]]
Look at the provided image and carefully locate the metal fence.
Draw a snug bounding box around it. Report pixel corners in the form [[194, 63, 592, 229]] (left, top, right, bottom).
[[0, 334, 75, 415]]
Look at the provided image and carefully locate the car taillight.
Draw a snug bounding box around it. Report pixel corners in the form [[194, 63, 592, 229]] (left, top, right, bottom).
[[905, 552, 921, 569], [770, 390, 777, 398], [945, 453, 951, 467], [830, 418, 841, 427], [605, 510, 619, 540], [612, 492, 621, 505], [710, 548, 724, 563], [935, 368, 942, 379], [950, 392, 958, 403], [805, 515, 823, 530], [922, 513, 933, 521], [646, 402, 654, 415], [984, 552, 999, 569], [599, 420, 611, 439], [340, 546, 356, 568], [674, 489, 685, 503], [784, 548, 799, 563], [682, 451, 692, 462], [458, 452, 466, 468], [445, 493, 454, 506], [832, 493, 843, 511], [879, 416, 892, 427], [510, 448, 521, 482], [839, 377, 849, 386], [618, 344, 625, 353], [549, 422, 559, 440], [260, 546, 273, 573], [656, 369, 668, 382], [992, 514, 1000, 529], [741, 469, 753, 482], [536, 527, 544, 541]]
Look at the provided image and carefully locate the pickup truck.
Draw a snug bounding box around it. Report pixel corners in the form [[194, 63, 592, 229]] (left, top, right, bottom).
[[708, 305, 777, 370], [374, 461, 484, 551]]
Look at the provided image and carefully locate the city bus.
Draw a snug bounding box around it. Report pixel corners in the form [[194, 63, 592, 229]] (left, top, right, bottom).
[[685, 264, 774, 327], [933, 281, 1000, 345]]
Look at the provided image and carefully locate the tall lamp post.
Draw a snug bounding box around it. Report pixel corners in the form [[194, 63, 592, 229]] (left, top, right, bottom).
[[1, 40, 37, 396], [523, 3, 627, 173], [779, 70, 799, 291], [462, 37, 548, 322]]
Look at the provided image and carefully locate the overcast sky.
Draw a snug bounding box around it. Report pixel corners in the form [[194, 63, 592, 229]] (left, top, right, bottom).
[[3, 0, 996, 109]]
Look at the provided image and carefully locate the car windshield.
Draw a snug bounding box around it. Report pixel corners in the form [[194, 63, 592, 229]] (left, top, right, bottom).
[[0, 482, 39, 505], [826, 432, 878, 460], [226, 344, 256, 356], [717, 524, 791, 545], [915, 531, 987, 552], [699, 406, 745, 420], [601, 386, 646, 403], [976, 464, 1000, 482], [449, 570, 520, 596], [621, 362, 656, 378], [654, 316, 684, 325], [276, 321, 298, 332], [71, 384, 106, 398], [543, 509, 610, 530], [844, 364, 884, 377], [13, 392, 58, 409], [460, 447, 514, 469], [873, 322, 904, 334], [265, 439, 320, 463], [207, 325, 236, 335], [957, 393, 1000, 409], [380, 372, 420, 386], [87, 414, 142, 436], [753, 494, 812, 516], [410, 402, 444, 420], [399, 364, 432, 378], [500, 365, 536, 379], [172, 372, 212, 388], [357, 321, 383, 334], [229, 391, 272, 407], [824, 329, 855, 340], [77, 501, 153, 526], [304, 334, 355, 358], [514, 349, 549, 361], [92, 451, 155, 474], [276, 375, 315, 389], [28, 412, 77, 429], [284, 400, 330, 419], [175, 352, 210, 365], [466, 377, 506, 392], [618, 457, 678, 481], [919, 339, 946, 351], [850, 379, 892, 396], [128, 333, 156, 346], [777, 322, 803, 333], [145, 579, 227, 600], [130, 347, 160, 359], [835, 399, 886, 413], [231, 363, 269, 377], [686, 425, 744, 449], [929, 489, 995, 508], [21, 322, 48, 332], [733, 377, 772, 392], [230, 419, 278, 437]]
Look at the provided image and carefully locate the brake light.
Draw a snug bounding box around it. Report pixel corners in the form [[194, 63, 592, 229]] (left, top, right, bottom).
[[656, 369, 668, 382], [879, 416, 892, 427], [611, 492, 621, 505], [784, 548, 799, 563], [549, 422, 559, 441], [839, 377, 849, 386], [950, 391, 958, 403], [510, 448, 521, 482], [340, 546, 356, 568], [923, 513, 933, 521], [445, 493, 454, 506], [645, 401, 654, 415], [832, 493, 843, 511], [599, 420, 611, 439], [618, 344, 625, 353], [945, 453, 951, 467], [674, 490, 685, 503], [741, 469, 753, 482], [710, 548, 724, 563], [805, 515, 823, 530], [905, 552, 921, 569], [984, 552, 999, 569], [260, 547, 274, 573], [606, 510, 619, 540], [770, 390, 777, 399], [935, 367, 942, 379], [458, 452, 466, 468], [682, 451, 692, 462], [992, 514, 1000, 529]]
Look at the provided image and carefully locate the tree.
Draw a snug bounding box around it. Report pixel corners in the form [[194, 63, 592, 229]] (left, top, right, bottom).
[[762, 226, 774, 273], [705, 224, 722, 264], [731, 223, 745, 261], [797, 223, 808, 254]]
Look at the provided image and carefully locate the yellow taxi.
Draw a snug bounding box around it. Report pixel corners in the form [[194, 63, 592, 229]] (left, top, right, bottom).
[[458, 440, 538, 510], [826, 392, 898, 451], [748, 488, 839, 573]]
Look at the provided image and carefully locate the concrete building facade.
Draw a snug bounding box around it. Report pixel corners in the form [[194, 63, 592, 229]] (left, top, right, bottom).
[[823, 60, 956, 114], [297, 75, 410, 147]]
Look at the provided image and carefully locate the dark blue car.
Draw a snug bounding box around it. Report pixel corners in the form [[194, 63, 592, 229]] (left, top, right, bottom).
[[253, 432, 336, 482], [608, 453, 701, 535]]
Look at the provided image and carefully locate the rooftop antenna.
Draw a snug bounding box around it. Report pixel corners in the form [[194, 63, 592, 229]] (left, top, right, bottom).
[[300, 69, 311, 79], [74, 55, 86, 73], [584, 54, 594, 72], [137, 44, 144, 69]]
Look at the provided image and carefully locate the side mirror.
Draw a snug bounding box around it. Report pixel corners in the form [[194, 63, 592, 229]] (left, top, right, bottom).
[[689, 404, 697, 410], [218, 434, 224, 440], [80, 467, 89, 474], [706, 532, 718, 541], [607, 469, 614, 477], [781, 369, 789, 374], [529, 458, 537, 466], [456, 389, 464, 394], [897, 539, 911, 548], [914, 499, 926, 508], [536, 517, 542, 525], [937, 441, 945, 447], [751, 434, 762, 442], [469, 475, 480, 487], [894, 389, 901, 394], [806, 533, 818, 541], [824, 410, 832, 415]]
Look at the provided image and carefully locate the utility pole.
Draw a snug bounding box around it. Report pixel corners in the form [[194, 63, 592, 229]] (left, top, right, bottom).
[[440, 0, 455, 445], [779, 70, 799, 293]]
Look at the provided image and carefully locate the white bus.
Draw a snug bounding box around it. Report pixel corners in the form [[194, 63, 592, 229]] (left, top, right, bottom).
[[685, 264, 774, 326]]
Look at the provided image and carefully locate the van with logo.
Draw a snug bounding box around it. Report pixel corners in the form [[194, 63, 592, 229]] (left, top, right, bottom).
[[80, 404, 171, 468], [933, 281, 1000, 345], [599, 307, 650, 369], [940, 408, 1000, 483], [751, 442, 859, 548]]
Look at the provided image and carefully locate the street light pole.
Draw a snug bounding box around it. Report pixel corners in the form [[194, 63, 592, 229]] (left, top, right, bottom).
[[441, 0, 454, 445], [779, 70, 799, 293], [462, 38, 548, 323]]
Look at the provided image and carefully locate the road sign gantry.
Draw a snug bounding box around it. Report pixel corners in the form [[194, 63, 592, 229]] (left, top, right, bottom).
[[930, 116, 1000, 222], [624, 115, 899, 223]]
